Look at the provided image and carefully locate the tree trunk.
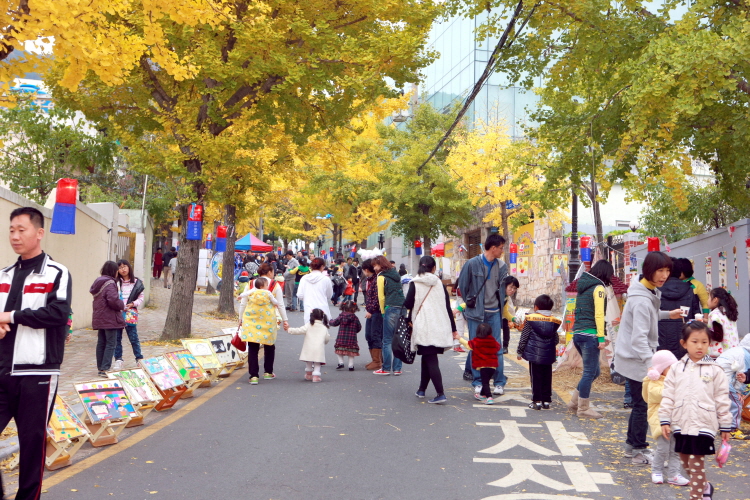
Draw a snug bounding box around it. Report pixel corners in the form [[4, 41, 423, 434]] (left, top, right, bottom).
[[501, 202, 510, 244], [332, 223, 339, 256], [161, 205, 200, 340], [589, 177, 605, 260], [218, 204, 237, 315], [423, 234, 432, 257]]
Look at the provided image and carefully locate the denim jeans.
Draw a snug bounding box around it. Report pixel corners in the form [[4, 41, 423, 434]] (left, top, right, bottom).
[[96, 329, 120, 371], [293, 281, 303, 310], [365, 312, 383, 349], [625, 377, 649, 450], [466, 311, 506, 388], [114, 324, 143, 361], [573, 334, 601, 399], [624, 380, 632, 405], [381, 306, 405, 372]]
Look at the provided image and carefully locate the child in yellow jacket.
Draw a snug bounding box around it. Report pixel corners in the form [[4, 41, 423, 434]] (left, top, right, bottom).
[[643, 350, 688, 487]]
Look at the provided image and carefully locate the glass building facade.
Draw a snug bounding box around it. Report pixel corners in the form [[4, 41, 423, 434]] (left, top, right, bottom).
[[421, 13, 542, 139]]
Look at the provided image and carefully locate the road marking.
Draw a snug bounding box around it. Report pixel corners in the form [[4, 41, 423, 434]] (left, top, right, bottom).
[[472, 404, 528, 417], [474, 458, 614, 493], [545, 421, 591, 456], [480, 494, 590, 500], [477, 421, 559, 456], [43, 368, 244, 490]]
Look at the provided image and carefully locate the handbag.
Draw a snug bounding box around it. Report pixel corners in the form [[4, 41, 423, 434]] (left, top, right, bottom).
[[393, 287, 433, 364], [231, 327, 247, 352]]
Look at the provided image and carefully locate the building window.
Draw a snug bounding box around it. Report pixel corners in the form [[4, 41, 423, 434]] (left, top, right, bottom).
[[467, 230, 481, 259], [615, 220, 631, 228]]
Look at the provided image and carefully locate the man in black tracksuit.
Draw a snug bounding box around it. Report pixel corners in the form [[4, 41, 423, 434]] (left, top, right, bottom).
[[0, 207, 72, 500]]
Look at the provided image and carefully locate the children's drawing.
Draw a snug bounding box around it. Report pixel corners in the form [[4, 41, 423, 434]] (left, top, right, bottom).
[[552, 255, 568, 277], [518, 257, 529, 277], [48, 395, 89, 442], [165, 350, 206, 382], [181, 339, 221, 369], [208, 334, 236, 364], [210, 339, 227, 353], [75, 380, 138, 424], [108, 369, 162, 404], [705, 256, 713, 291], [718, 252, 727, 288], [138, 356, 184, 391], [734, 246, 739, 289]]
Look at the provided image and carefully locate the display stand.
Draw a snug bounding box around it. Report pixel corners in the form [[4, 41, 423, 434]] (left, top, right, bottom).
[[75, 380, 138, 447], [46, 395, 91, 469], [46, 432, 90, 470], [126, 403, 154, 427], [154, 385, 187, 411], [85, 417, 131, 447], [108, 369, 163, 427], [164, 349, 209, 398]]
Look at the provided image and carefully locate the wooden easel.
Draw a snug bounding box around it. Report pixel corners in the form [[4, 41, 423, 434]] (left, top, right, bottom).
[[125, 403, 155, 427], [45, 432, 90, 470], [154, 385, 187, 411], [85, 416, 131, 447], [179, 377, 204, 399]]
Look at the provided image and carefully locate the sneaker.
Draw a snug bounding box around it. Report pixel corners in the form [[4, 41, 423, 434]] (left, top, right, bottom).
[[493, 386, 504, 396], [651, 473, 664, 484], [249, 377, 259, 385], [463, 371, 473, 381], [263, 373, 275, 380], [624, 443, 634, 458], [428, 395, 447, 404], [373, 369, 390, 375], [112, 359, 124, 371], [542, 402, 551, 409], [474, 393, 486, 401], [631, 451, 651, 466], [304, 372, 313, 381], [312, 375, 322, 383], [336, 363, 345, 370], [453, 346, 465, 353], [348, 367, 354, 371], [415, 390, 426, 398], [502, 347, 509, 354], [98, 371, 108, 378], [485, 397, 494, 405], [667, 474, 689, 486], [474, 386, 482, 394], [528, 402, 542, 410], [730, 429, 750, 440], [393, 371, 402, 376]]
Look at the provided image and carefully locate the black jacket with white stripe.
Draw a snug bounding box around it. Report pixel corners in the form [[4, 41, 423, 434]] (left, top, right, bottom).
[[0, 252, 72, 376]]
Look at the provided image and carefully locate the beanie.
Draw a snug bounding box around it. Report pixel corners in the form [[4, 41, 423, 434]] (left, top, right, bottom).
[[240, 271, 248, 277], [647, 350, 678, 380]]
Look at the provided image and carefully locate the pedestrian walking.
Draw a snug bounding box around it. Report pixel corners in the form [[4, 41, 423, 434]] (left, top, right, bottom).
[[715, 334, 750, 439], [112, 259, 144, 371], [350, 259, 361, 304], [406, 256, 457, 404], [342, 277, 354, 302], [707, 287, 739, 358], [288, 308, 331, 382], [501, 275, 519, 354], [458, 323, 500, 405], [371, 255, 406, 376], [162, 246, 175, 288], [292, 257, 310, 311], [0, 207, 72, 500], [167, 250, 178, 289], [91, 261, 125, 377], [283, 250, 300, 310], [361, 258, 383, 370], [568, 260, 614, 419], [239, 275, 284, 384], [614, 251, 682, 465], [517, 294, 561, 410], [674, 257, 709, 314], [331, 301, 361, 370], [643, 349, 689, 486], [659, 321, 732, 500], [297, 257, 333, 324], [152, 247, 163, 279], [657, 262, 700, 359], [456, 233, 508, 396]]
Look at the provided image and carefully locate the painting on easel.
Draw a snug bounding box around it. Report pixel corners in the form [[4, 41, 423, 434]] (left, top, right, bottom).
[[165, 350, 206, 382], [181, 339, 221, 369], [139, 356, 184, 391], [75, 380, 138, 424], [208, 334, 238, 364], [108, 369, 162, 404], [48, 396, 89, 442]]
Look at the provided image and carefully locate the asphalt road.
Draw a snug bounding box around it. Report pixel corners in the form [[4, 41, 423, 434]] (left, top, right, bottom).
[[37, 308, 750, 500]]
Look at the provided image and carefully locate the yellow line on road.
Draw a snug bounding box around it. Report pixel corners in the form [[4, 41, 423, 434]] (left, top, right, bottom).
[[43, 369, 244, 491]]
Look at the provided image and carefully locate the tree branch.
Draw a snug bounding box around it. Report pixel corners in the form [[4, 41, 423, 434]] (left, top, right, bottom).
[[139, 56, 176, 112]]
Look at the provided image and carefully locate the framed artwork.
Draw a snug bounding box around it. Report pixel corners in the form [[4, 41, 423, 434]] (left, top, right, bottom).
[[165, 349, 206, 382], [181, 339, 221, 369], [138, 356, 184, 391], [517, 257, 529, 277], [75, 380, 138, 424], [48, 395, 89, 442], [209, 333, 240, 364], [108, 369, 162, 404]]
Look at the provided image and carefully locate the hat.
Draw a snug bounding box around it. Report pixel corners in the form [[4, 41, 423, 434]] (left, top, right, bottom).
[[647, 350, 678, 380], [240, 271, 248, 276]]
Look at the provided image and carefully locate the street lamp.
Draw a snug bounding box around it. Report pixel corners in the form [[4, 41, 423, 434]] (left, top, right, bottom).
[[629, 220, 640, 232], [568, 189, 581, 283], [378, 232, 385, 250]]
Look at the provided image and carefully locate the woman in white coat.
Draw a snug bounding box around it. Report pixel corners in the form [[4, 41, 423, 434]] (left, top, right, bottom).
[[404, 256, 457, 404], [296, 257, 333, 324]]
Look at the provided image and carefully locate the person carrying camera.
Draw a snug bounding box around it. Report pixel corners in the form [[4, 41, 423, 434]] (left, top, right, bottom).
[[456, 234, 509, 397]]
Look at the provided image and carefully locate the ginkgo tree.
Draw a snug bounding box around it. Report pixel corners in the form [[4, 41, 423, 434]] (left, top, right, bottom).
[[48, 0, 438, 339], [446, 119, 568, 241]]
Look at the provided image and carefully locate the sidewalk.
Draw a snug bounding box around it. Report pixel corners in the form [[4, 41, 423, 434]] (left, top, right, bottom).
[[57, 278, 239, 404]]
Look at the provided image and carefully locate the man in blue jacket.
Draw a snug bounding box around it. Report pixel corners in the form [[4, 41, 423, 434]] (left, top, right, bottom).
[[457, 234, 508, 396]]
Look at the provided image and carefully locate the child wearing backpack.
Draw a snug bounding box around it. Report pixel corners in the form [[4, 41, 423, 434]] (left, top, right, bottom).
[[643, 349, 689, 486], [330, 301, 362, 370], [659, 321, 732, 500], [288, 308, 331, 382], [516, 294, 561, 410]]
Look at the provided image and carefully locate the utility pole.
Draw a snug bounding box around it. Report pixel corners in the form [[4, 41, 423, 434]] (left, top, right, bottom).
[[568, 190, 581, 282]]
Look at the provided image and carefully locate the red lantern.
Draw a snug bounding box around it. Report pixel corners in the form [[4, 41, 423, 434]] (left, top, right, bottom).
[[55, 178, 78, 204], [217, 226, 227, 238], [580, 236, 591, 249], [509, 243, 517, 254], [187, 204, 203, 222], [647, 237, 660, 252]]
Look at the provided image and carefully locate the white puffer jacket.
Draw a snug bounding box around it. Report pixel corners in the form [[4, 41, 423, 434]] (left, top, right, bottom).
[[659, 355, 732, 438], [409, 273, 454, 351], [715, 334, 750, 393]]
